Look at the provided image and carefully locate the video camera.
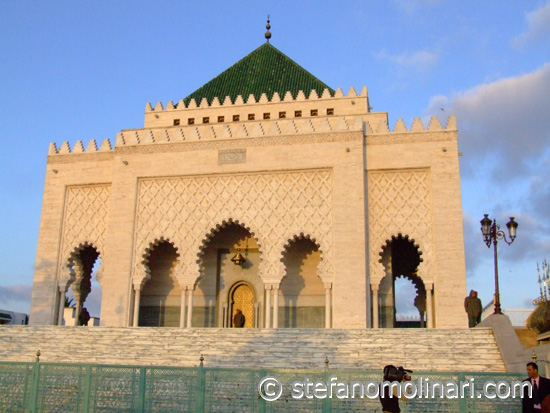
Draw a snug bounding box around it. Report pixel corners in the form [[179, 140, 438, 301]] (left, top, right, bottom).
[[383, 365, 413, 382]]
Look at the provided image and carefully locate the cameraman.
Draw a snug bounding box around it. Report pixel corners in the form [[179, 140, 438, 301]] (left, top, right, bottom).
[[379, 365, 412, 413]]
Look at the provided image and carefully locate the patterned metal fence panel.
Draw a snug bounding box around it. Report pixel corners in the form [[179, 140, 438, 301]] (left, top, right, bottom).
[[0, 361, 525, 412], [144, 366, 197, 412], [88, 365, 141, 412], [36, 363, 86, 411], [0, 361, 33, 411], [263, 368, 325, 413], [203, 368, 261, 412]]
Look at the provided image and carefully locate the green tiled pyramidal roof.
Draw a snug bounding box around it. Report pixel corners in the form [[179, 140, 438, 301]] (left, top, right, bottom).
[[183, 42, 334, 106]]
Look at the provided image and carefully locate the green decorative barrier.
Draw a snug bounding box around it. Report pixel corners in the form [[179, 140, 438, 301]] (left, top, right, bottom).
[[0, 358, 524, 412]]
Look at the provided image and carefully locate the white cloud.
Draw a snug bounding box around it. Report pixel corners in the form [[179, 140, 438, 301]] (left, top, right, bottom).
[[375, 49, 438, 72], [394, 277, 420, 316], [512, 1, 550, 48], [428, 63, 550, 181], [0, 284, 32, 313], [427, 64, 550, 283]]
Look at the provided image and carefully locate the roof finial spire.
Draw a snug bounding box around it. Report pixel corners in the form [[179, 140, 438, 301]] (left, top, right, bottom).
[[265, 15, 271, 42]]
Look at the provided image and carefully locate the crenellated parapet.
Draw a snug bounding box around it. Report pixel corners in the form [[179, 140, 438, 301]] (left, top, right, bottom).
[[45, 81, 455, 156], [366, 115, 456, 135], [116, 116, 365, 147], [48, 138, 113, 155], [46, 114, 457, 156], [147, 86, 366, 112], [143, 86, 370, 129]]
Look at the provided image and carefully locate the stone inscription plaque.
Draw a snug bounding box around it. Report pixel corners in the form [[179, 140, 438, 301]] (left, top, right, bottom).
[[218, 148, 246, 165]]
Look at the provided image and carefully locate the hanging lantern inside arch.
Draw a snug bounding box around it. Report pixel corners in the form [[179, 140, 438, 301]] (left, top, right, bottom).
[[231, 248, 246, 266]]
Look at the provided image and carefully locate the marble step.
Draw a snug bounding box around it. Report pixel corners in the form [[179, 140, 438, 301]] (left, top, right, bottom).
[[0, 326, 506, 372]]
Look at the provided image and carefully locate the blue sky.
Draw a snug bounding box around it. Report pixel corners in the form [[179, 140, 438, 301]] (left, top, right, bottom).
[[1, 1, 549, 318]]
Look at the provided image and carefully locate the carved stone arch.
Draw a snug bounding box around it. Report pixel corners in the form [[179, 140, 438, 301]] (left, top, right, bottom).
[[194, 218, 265, 278], [376, 233, 428, 328], [228, 279, 258, 298], [61, 241, 103, 325], [409, 276, 427, 315], [64, 241, 102, 288], [392, 272, 427, 306], [393, 272, 428, 327], [138, 237, 181, 287], [280, 232, 329, 284], [67, 241, 101, 266], [378, 233, 423, 276]]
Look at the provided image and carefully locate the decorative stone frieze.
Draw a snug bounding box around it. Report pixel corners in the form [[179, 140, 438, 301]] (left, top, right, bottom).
[[132, 170, 333, 287]]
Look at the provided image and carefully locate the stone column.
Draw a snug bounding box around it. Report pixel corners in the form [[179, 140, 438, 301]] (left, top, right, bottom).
[[186, 288, 194, 328], [56, 267, 72, 326], [180, 288, 187, 328], [273, 286, 279, 329], [254, 303, 259, 328], [265, 286, 271, 329], [73, 294, 82, 327], [57, 286, 66, 326], [426, 283, 434, 329], [132, 284, 141, 327], [372, 286, 379, 328], [325, 283, 332, 329], [222, 304, 227, 328], [126, 286, 133, 327], [71, 264, 91, 326]]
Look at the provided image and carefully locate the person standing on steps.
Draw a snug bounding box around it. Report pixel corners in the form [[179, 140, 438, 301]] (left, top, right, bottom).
[[474, 291, 482, 325], [78, 307, 91, 326], [233, 309, 245, 328], [464, 290, 482, 327]]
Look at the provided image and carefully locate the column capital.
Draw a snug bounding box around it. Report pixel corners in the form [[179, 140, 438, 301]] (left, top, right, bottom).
[[324, 282, 333, 290], [57, 265, 74, 291], [57, 281, 69, 293]]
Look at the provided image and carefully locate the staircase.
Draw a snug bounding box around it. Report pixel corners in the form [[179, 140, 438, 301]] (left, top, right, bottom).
[[0, 326, 506, 372]]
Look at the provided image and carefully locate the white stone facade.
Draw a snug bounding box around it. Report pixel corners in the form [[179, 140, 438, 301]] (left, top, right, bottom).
[[30, 85, 467, 329]]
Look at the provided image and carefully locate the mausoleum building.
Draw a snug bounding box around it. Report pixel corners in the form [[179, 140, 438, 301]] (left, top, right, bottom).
[[30, 34, 467, 329]]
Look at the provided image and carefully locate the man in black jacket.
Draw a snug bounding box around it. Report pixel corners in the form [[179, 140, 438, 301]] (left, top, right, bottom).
[[522, 362, 550, 412]]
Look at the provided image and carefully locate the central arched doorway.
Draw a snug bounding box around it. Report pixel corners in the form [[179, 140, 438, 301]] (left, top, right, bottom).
[[197, 221, 263, 327], [377, 234, 426, 328], [229, 282, 255, 328]]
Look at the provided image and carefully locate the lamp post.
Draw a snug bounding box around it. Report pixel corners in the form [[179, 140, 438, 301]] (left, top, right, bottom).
[[480, 214, 518, 314]]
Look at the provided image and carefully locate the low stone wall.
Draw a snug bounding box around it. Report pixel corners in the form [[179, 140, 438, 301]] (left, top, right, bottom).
[[0, 326, 506, 372]]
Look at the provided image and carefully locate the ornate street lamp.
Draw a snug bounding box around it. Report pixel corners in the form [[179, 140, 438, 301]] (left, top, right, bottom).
[[480, 214, 518, 314]]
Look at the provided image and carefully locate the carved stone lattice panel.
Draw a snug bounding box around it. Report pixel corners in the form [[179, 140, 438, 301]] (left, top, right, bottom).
[[367, 170, 433, 285], [58, 185, 111, 273], [133, 170, 333, 286]]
